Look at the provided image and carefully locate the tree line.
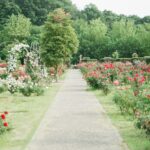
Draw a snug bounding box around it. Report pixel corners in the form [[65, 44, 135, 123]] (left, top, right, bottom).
[[0, 0, 150, 63]]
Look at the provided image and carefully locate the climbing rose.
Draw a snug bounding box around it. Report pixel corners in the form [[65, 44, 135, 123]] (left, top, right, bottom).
[[3, 122, 8, 127], [113, 80, 120, 86], [1, 114, 6, 120]]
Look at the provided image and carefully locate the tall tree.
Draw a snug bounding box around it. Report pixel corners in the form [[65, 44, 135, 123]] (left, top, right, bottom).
[[41, 9, 79, 79]]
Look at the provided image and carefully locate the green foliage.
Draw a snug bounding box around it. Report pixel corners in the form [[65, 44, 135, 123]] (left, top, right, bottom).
[[0, 0, 79, 27], [86, 77, 102, 89], [0, 0, 21, 28], [73, 18, 108, 62], [0, 14, 31, 59], [41, 8, 79, 70], [14, 0, 50, 25], [144, 56, 150, 64], [0, 1, 150, 63], [20, 83, 44, 97], [136, 115, 150, 135], [74, 18, 150, 63], [13, 0, 79, 25], [80, 4, 101, 21], [48, 0, 78, 20], [113, 89, 137, 115], [101, 84, 110, 95], [33, 86, 44, 96], [4, 14, 31, 42], [20, 85, 34, 97], [0, 85, 6, 94], [28, 25, 42, 43]]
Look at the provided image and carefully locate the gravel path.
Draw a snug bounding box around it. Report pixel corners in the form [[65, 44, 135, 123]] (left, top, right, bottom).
[[25, 69, 128, 150]]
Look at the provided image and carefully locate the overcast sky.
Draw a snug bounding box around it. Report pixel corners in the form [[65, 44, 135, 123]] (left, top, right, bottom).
[[71, 0, 150, 17]]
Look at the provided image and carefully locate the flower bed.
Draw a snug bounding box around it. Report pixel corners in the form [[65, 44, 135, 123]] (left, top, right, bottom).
[[78, 61, 150, 136]]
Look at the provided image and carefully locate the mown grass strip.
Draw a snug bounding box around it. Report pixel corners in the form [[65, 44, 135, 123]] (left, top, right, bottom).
[[94, 90, 150, 150]]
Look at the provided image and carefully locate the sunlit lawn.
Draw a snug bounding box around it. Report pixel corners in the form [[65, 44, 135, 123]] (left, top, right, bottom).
[[94, 90, 150, 150]]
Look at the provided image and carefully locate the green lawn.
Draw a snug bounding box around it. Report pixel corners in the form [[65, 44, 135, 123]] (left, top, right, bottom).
[[94, 90, 150, 150], [0, 80, 64, 150]]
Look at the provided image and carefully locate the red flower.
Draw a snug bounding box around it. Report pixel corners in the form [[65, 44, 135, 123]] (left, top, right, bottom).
[[4, 111, 8, 115], [3, 122, 8, 127], [1, 114, 6, 120]]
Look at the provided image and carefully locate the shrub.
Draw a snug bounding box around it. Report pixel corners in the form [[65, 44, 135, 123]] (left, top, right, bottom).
[[101, 83, 110, 95], [113, 89, 137, 115], [136, 95, 150, 115], [20, 86, 34, 96], [33, 86, 44, 96], [20, 84, 44, 96], [136, 115, 150, 135], [86, 77, 102, 89], [0, 84, 6, 94], [0, 72, 8, 79]]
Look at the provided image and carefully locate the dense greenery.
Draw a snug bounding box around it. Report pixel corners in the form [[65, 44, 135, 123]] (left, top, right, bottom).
[[73, 4, 150, 63], [0, 0, 150, 63]]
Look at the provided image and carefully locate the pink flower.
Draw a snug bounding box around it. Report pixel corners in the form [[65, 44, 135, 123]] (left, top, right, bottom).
[[139, 76, 145, 84], [135, 74, 139, 77], [113, 80, 120, 86]]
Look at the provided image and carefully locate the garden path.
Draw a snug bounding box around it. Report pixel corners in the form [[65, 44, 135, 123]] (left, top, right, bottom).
[[26, 69, 128, 150]]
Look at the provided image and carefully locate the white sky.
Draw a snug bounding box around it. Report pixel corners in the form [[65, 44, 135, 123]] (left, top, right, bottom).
[[71, 0, 150, 17]]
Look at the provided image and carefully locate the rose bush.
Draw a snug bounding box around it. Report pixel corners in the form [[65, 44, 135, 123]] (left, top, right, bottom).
[[78, 61, 150, 135]]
